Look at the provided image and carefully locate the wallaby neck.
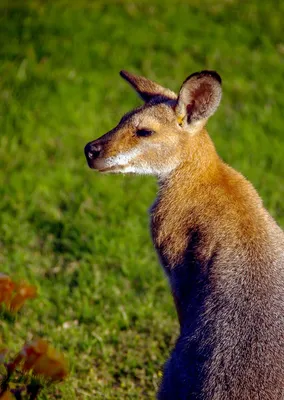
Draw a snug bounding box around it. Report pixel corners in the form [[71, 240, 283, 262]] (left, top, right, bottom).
[[158, 129, 220, 189], [153, 129, 222, 233]]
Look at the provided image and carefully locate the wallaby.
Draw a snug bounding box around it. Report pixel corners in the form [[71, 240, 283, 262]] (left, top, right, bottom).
[[84, 70, 284, 399]]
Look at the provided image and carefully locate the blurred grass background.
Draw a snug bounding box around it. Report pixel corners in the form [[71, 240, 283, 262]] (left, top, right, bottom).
[[0, 0, 283, 398]]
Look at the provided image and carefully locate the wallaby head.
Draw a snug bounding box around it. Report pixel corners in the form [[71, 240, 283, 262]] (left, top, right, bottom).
[[85, 70, 222, 177]]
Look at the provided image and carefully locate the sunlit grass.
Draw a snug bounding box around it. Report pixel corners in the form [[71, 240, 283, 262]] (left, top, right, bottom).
[[0, 1, 283, 398]]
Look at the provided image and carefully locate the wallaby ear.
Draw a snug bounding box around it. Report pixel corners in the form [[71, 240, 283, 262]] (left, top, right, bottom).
[[120, 70, 177, 102], [175, 70, 222, 133]]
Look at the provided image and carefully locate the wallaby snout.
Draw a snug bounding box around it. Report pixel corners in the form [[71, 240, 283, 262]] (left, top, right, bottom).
[[84, 140, 103, 168], [84, 130, 117, 172]]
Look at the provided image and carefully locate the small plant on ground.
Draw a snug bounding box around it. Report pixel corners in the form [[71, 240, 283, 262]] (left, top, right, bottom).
[[0, 339, 68, 400], [0, 275, 37, 314]]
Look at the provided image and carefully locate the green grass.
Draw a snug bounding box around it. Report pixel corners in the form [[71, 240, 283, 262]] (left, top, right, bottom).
[[0, 1, 284, 398]]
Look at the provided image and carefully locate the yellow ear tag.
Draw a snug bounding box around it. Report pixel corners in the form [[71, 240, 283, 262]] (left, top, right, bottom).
[[177, 115, 184, 127]]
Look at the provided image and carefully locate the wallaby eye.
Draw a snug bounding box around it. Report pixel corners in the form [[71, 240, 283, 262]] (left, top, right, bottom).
[[136, 129, 154, 137]]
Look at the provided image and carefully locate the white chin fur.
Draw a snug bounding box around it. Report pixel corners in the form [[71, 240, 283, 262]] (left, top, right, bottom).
[[105, 148, 141, 168], [107, 163, 177, 178], [104, 147, 178, 177], [121, 165, 155, 175]]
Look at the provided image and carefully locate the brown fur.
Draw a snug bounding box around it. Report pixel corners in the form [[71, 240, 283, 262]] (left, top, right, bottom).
[[85, 70, 284, 399], [151, 129, 267, 268]]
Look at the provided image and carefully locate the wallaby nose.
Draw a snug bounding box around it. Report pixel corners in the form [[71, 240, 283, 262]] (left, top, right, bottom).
[[84, 142, 102, 160]]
